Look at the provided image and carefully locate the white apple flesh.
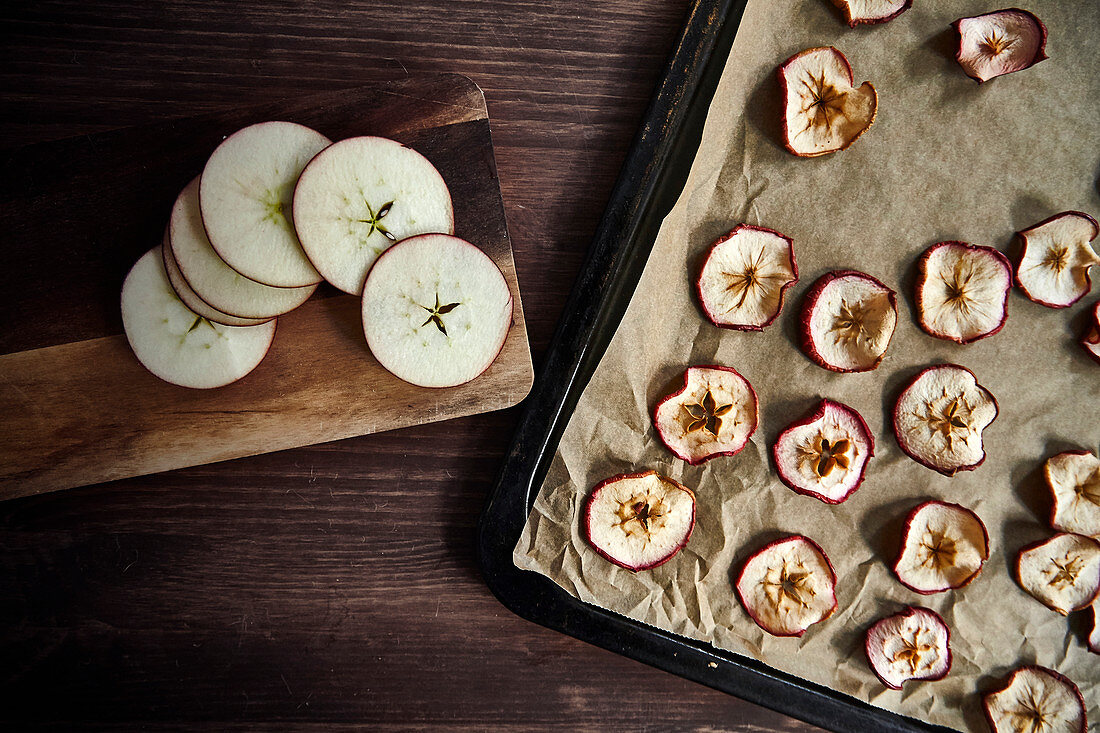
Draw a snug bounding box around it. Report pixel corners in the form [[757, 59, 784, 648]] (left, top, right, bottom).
[[583, 471, 696, 572], [1016, 211, 1100, 309], [361, 233, 512, 388], [864, 606, 951, 689], [983, 666, 1086, 733], [161, 234, 270, 327], [200, 121, 332, 288], [735, 535, 838, 637], [779, 47, 877, 157], [893, 501, 989, 594], [122, 247, 277, 389], [832, 0, 910, 27], [954, 10, 1048, 84], [170, 178, 316, 319], [1016, 533, 1100, 616], [293, 136, 454, 295]]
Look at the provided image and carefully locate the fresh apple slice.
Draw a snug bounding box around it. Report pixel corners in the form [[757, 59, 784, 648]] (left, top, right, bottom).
[[893, 500, 989, 594], [1082, 300, 1100, 364], [696, 224, 798, 331], [1016, 212, 1100, 308], [653, 365, 759, 465], [735, 535, 837, 637], [892, 364, 998, 476], [1016, 532, 1100, 616], [983, 666, 1087, 733], [293, 136, 454, 295], [122, 247, 276, 389], [800, 270, 897, 373], [832, 0, 911, 27], [772, 398, 874, 504], [1046, 450, 1100, 539], [953, 9, 1048, 83], [864, 606, 951, 690], [161, 235, 270, 327], [170, 178, 317, 319], [361, 233, 511, 388], [778, 47, 877, 157], [582, 471, 695, 572], [200, 121, 332, 288], [916, 241, 1012, 344]]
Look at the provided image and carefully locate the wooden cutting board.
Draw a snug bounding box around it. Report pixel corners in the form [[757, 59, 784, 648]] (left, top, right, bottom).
[[0, 74, 533, 501]]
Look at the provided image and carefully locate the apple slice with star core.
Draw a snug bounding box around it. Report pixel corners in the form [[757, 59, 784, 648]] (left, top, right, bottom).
[[122, 247, 276, 389], [170, 178, 316, 319], [293, 135, 454, 295], [199, 121, 332, 288], [361, 234, 511, 388]]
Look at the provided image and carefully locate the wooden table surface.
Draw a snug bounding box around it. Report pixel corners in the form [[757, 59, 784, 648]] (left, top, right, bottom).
[[0, 2, 819, 730]]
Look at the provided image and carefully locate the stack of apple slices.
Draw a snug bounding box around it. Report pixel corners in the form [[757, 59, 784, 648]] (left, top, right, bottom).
[[124, 121, 329, 388], [124, 121, 512, 391]]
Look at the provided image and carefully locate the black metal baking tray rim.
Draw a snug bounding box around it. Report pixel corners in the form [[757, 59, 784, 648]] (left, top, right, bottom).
[[477, 1, 953, 731]]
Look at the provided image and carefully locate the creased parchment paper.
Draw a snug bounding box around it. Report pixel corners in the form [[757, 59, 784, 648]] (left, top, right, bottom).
[[514, 0, 1099, 729]]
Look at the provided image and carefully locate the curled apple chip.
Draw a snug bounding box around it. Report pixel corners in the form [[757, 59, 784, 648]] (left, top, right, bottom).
[[1016, 211, 1100, 308], [583, 471, 695, 572], [800, 270, 897, 373], [894, 501, 989, 594], [1016, 532, 1100, 616], [696, 224, 798, 331], [916, 241, 1012, 344], [1046, 451, 1100, 539], [778, 47, 877, 157], [1090, 596, 1100, 654], [1082, 300, 1100, 364], [832, 0, 911, 27], [865, 607, 951, 690], [953, 9, 1047, 83], [983, 666, 1087, 733], [772, 399, 874, 504], [893, 364, 997, 476], [735, 535, 837, 637], [653, 365, 758, 465]]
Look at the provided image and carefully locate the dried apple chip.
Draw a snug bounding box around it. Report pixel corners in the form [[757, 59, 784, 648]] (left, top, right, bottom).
[[1082, 300, 1100, 364], [653, 366, 758, 465], [916, 241, 1011, 344], [1046, 450, 1100, 538], [1090, 596, 1100, 654], [772, 399, 874, 504], [1016, 211, 1100, 308], [983, 666, 1087, 733], [1016, 532, 1100, 616], [893, 501, 989, 594], [865, 606, 951, 690], [892, 364, 997, 476], [583, 471, 696, 572], [953, 9, 1047, 83], [696, 224, 798, 331], [735, 535, 838, 637], [778, 47, 877, 157], [832, 0, 911, 27], [800, 270, 897, 373]]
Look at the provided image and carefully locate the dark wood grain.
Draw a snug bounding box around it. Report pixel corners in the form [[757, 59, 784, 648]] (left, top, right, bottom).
[[0, 1, 822, 730]]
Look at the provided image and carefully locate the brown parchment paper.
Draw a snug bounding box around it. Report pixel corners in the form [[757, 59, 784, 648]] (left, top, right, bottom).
[[513, 0, 1100, 729]]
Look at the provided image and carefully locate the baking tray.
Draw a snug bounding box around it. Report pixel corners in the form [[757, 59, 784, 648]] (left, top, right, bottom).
[[476, 1, 951, 730]]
